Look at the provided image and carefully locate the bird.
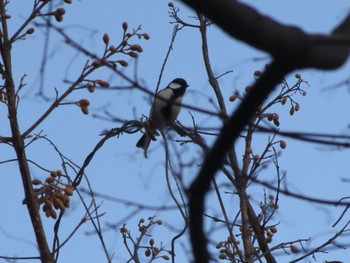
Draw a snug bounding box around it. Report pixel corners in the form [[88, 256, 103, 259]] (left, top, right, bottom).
[[136, 78, 189, 158]]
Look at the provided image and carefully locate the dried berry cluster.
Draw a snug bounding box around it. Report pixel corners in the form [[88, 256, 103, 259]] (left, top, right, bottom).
[[23, 170, 74, 219], [120, 217, 172, 261], [76, 22, 150, 115], [229, 66, 307, 126], [76, 98, 90, 115], [89, 22, 149, 74], [216, 236, 240, 260]]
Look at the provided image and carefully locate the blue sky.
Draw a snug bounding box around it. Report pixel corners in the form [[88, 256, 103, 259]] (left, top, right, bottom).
[[1, 0, 350, 262]]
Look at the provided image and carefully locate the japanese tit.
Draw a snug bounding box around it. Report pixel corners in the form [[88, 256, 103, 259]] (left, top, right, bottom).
[[136, 78, 189, 158]]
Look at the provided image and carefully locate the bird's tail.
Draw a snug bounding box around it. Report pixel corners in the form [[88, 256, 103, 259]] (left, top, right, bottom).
[[136, 134, 152, 158]]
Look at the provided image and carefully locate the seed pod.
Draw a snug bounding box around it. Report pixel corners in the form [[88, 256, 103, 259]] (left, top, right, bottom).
[[63, 186, 74, 196], [118, 60, 128, 67], [216, 242, 223, 249], [95, 79, 110, 87], [270, 226, 277, 233], [139, 226, 146, 232], [281, 97, 287, 105], [64, 199, 70, 208], [290, 245, 299, 253], [38, 197, 45, 205], [129, 44, 143, 52], [87, 85, 95, 93], [168, 2, 174, 7], [229, 95, 237, 102], [26, 28, 35, 35], [54, 14, 63, 22], [128, 51, 138, 58], [45, 208, 51, 218], [294, 103, 300, 111], [81, 106, 89, 115], [45, 176, 55, 184], [109, 45, 116, 52], [54, 197, 65, 210], [149, 239, 154, 246], [295, 73, 301, 79], [122, 22, 128, 31], [253, 154, 260, 162], [78, 99, 90, 107], [50, 208, 57, 219], [156, 219, 162, 225], [120, 226, 128, 233], [56, 8, 66, 16], [289, 106, 295, 116], [145, 249, 151, 257], [103, 33, 109, 45], [101, 57, 108, 65], [92, 60, 102, 67], [64, 0, 72, 3], [32, 179, 42, 185], [152, 247, 160, 256], [254, 70, 262, 77], [161, 255, 170, 260], [279, 140, 287, 149], [142, 33, 150, 40]]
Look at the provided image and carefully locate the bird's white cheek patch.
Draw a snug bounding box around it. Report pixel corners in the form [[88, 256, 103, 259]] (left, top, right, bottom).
[[169, 83, 182, 90]]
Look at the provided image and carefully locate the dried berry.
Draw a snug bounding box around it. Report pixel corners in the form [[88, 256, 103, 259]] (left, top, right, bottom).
[[142, 33, 150, 40], [56, 8, 66, 16], [229, 95, 237, 102], [254, 70, 262, 77], [32, 179, 42, 185], [290, 245, 299, 253], [26, 28, 35, 35], [279, 140, 287, 149], [122, 22, 128, 31], [95, 79, 110, 88], [54, 15, 63, 22], [281, 97, 287, 105], [289, 106, 295, 116], [270, 226, 277, 233], [118, 60, 128, 67], [103, 33, 109, 45]]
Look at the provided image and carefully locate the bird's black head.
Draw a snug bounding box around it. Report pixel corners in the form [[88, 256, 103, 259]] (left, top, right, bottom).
[[171, 78, 188, 88], [168, 78, 188, 97]]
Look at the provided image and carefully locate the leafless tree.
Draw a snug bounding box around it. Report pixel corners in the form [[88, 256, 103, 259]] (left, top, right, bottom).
[[1, 1, 350, 263]]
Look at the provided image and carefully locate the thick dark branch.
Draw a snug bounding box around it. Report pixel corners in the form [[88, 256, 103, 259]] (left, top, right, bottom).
[[181, 0, 350, 69], [181, 2, 350, 262], [0, 1, 53, 262]]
